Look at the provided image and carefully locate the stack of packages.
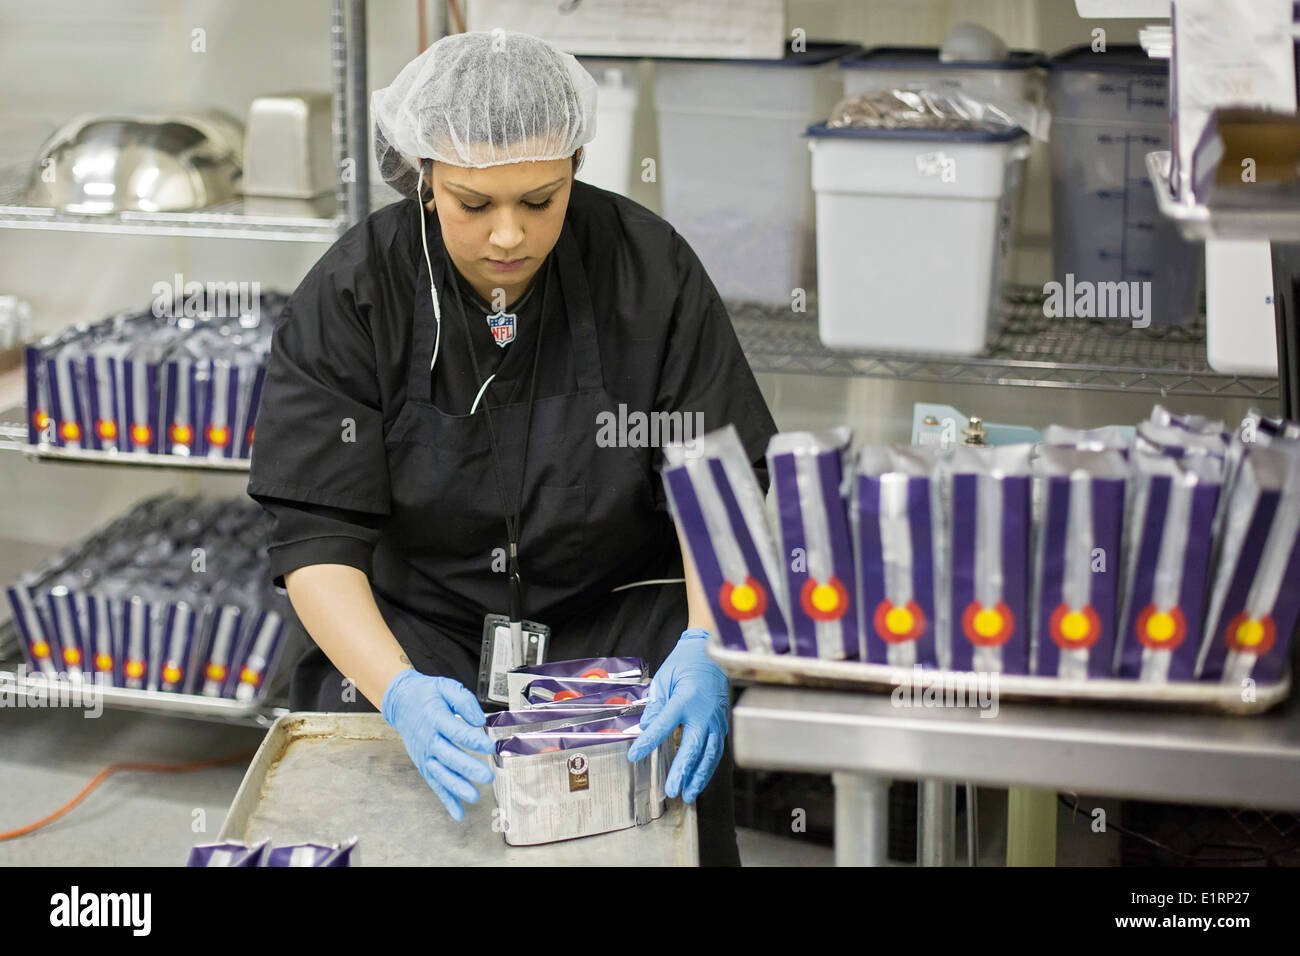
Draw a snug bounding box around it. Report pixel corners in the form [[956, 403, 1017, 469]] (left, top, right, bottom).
[[188, 838, 358, 867], [487, 657, 677, 846], [24, 289, 286, 461], [662, 407, 1300, 689], [4, 495, 292, 702]]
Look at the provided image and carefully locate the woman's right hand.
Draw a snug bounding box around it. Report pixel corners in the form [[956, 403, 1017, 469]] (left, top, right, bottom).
[[381, 668, 496, 820]]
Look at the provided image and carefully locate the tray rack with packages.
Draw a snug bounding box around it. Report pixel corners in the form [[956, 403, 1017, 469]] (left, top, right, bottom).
[[18, 288, 287, 469], [663, 405, 1300, 715], [1, 493, 298, 723]]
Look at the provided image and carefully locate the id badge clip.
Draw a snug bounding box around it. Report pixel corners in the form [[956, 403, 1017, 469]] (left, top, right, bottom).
[[477, 613, 549, 706]]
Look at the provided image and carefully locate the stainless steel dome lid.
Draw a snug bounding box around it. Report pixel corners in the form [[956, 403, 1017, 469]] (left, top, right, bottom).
[[26, 110, 245, 213]]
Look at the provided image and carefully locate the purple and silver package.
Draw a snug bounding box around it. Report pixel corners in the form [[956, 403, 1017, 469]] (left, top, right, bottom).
[[186, 840, 268, 867], [522, 677, 648, 707], [161, 357, 198, 456], [662, 425, 789, 654], [122, 355, 161, 455], [508, 656, 646, 681], [120, 596, 151, 690], [239, 363, 266, 458], [1148, 405, 1228, 437], [145, 598, 168, 691], [519, 710, 647, 739], [264, 843, 335, 867], [158, 601, 199, 693], [1247, 408, 1300, 444], [506, 656, 647, 710], [85, 346, 125, 453], [1196, 444, 1300, 686], [766, 428, 859, 659], [942, 445, 1033, 675], [201, 356, 242, 460], [25, 342, 51, 445], [1136, 420, 1228, 461], [44, 347, 88, 450], [1041, 423, 1133, 454], [484, 703, 643, 740], [228, 351, 263, 461], [1115, 449, 1223, 681], [230, 609, 286, 701], [851, 445, 942, 669], [199, 604, 243, 697], [1222, 408, 1300, 515], [70, 590, 116, 686], [1030, 446, 1127, 679], [263, 839, 358, 867], [86, 592, 121, 685], [492, 713, 670, 846], [5, 575, 59, 676], [546, 710, 675, 813], [530, 683, 651, 709], [321, 837, 359, 866], [45, 586, 87, 677]]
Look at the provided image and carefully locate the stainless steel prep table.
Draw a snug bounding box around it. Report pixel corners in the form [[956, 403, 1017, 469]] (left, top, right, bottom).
[[731, 685, 1300, 866], [219, 712, 697, 865]]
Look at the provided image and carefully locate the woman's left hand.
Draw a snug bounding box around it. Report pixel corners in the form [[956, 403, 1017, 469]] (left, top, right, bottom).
[[626, 628, 729, 803]]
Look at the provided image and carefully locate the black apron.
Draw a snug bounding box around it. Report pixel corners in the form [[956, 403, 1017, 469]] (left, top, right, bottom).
[[288, 220, 740, 866]]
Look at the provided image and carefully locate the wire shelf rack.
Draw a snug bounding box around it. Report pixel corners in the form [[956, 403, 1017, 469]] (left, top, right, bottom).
[[728, 287, 1280, 400], [0, 285, 1278, 475]]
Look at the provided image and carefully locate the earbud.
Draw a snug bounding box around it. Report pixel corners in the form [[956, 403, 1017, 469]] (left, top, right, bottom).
[[418, 158, 442, 372]]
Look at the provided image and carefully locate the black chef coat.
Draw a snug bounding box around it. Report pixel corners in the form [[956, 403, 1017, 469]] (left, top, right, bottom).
[[248, 180, 775, 614], [246, 180, 777, 867]]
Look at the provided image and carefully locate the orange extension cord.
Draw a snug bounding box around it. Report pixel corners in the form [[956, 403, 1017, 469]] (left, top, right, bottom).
[[0, 750, 255, 841]]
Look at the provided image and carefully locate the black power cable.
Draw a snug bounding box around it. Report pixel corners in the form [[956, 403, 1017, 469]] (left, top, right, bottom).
[[1058, 793, 1300, 865]]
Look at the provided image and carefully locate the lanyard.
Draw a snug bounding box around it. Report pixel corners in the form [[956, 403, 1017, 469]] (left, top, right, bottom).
[[448, 250, 552, 625]]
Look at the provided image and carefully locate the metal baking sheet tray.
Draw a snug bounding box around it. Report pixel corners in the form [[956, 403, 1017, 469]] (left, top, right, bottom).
[[710, 644, 1290, 716], [218, 712, 699, 865]]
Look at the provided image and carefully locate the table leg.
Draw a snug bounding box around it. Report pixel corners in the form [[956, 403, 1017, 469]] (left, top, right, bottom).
[[966, 783, 979, 866], [1006, 786, 1058, 866], [918, 779, 956, 866], [831, 771, 890, 866]]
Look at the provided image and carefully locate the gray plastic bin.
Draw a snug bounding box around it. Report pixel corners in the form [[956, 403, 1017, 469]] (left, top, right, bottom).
[[1047, 45, 1201, 326], [653, 40, 860, 305]]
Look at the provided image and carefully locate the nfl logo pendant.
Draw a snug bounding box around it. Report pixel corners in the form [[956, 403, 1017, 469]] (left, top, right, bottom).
[[486, 310, 516, 348]]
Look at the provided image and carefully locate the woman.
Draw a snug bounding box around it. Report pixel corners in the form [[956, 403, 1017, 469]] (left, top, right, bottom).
[[247, 30, 777, 866]]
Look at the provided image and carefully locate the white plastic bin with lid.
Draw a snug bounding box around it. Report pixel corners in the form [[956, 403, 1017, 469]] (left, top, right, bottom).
[[652, 41, 861, 305], [840, 46, 1049, 285], [576, 57, 641, 198], [808, 123, 1030, 354]]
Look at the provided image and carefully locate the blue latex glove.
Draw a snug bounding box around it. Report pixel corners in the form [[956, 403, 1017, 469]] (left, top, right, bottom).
[[626, 628, 729, 803], [381, 668, 495, 821]]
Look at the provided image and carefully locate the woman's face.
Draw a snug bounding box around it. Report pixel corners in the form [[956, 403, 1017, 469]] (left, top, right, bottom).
[[425, 156, 573, 306]]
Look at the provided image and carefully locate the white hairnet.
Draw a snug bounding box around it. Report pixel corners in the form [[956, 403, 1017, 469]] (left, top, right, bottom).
[[372, 30, 598, 194]]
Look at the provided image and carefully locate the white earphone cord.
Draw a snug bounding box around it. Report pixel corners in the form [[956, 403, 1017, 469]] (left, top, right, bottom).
[[418, 163, 442, 373], [419, 161, 494, 415]]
